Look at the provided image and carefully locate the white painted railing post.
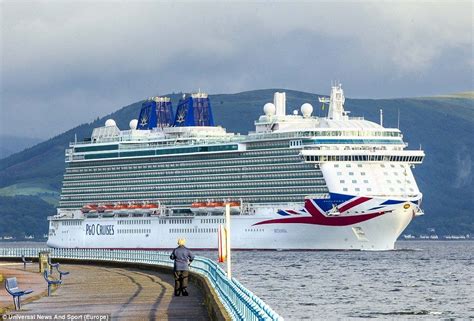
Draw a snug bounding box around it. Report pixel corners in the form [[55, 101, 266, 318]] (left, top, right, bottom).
[[226, 203, 232, 279]]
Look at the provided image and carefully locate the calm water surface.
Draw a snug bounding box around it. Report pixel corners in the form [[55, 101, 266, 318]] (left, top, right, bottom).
[[205, 241, 473, 320], [2, 241, 472, 319]]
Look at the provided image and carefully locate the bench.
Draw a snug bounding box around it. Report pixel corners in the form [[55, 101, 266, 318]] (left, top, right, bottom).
[[4, 277, 33, 310], [43, 271, 62, 296], [21, 255, 33, 270], [47, 257, 60, 274], [54, 264, 70, 280]]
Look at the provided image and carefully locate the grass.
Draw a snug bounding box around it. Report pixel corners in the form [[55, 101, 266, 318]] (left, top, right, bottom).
[[435, 91, 474, 99], [0, 183, 59, 205]]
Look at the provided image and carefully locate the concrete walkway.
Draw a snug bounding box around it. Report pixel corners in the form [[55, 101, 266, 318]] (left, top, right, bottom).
[[0, 262, 45, 309], [1, 263, 210, 320]]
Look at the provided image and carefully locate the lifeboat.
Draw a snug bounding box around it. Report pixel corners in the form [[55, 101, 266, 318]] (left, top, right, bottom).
[[190, 202, 207, 214], [128, 203, 142, 210], [104, 204, 114, 212], [80, 204, 98, 213], [227, 201, 241, 214], [207, 201, 225, 213], [138, 202, 159, 214], [97, 204, 114, 213], [112, 203, 129, 214], [191, 202, 206, 208], [142, 203, 159, 209]]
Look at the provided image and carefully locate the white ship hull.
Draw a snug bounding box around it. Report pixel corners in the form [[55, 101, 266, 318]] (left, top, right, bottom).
[[47, 200, 418, 251]]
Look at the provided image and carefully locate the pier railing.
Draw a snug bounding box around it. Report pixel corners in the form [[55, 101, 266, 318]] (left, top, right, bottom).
[[0, 248, 283, 321]]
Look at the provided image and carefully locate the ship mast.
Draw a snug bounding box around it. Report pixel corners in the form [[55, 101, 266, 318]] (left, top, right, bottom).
[[319, 83, 347, 121]]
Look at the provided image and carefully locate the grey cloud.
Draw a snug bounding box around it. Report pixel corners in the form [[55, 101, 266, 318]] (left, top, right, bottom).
[[1, 1, 472, 139]]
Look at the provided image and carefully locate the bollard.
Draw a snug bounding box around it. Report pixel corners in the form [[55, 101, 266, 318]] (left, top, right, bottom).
[[38, 251, 50, 273]]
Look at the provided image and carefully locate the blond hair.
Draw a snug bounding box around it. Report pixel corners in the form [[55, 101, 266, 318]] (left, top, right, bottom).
[[177, 238, 186, 246]]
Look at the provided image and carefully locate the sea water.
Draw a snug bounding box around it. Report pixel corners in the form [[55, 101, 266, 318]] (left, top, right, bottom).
[[224, 241, 473, 319]]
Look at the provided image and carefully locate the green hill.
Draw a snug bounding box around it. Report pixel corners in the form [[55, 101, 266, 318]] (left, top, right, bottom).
[[0, 135, 42, 159], [0, 89, 473, 238]]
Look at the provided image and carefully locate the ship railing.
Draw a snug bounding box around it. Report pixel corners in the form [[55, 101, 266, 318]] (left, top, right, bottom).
[[69, 134, 246, 147], [0, 248, 283, 321]]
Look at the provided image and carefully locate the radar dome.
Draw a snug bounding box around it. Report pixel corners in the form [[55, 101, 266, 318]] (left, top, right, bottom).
[[129, 119, 138, 129], [263, 103, 276, 116], [301, 103, 313, 118], [105, 119, 116, 127]]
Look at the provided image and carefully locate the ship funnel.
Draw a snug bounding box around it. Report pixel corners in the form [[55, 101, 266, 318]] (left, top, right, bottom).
[[274, 92, 286, 116], [173, 91, 214, 127], [137, 96, 174, 130]]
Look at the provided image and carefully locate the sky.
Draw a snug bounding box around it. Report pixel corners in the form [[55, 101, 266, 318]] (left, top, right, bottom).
[[1, 0, 473, 139]]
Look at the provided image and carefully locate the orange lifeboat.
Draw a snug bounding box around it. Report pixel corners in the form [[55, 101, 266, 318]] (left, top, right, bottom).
[[191, 202, 207, 208], [142, 203, 159, 209], [190, 202, 207, 214], [97, 204, 114, 212], [207, 201, 224, 213], [113, 204, 128, 210], [226, 201, 241, 214], [207, 202, 223, 207], [128, 203, 142, 210], [81, 204, 98, 213]]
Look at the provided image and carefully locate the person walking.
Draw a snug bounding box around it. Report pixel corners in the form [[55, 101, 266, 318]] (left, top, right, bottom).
[[170, 238, 195, 296]]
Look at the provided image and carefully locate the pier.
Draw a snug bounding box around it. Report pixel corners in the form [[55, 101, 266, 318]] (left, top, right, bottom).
[[0, 248, 283, 321], [1, 262, 209, 320]]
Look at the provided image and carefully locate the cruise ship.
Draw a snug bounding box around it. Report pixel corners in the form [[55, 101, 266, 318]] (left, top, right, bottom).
[[47, 84, 425, 250]]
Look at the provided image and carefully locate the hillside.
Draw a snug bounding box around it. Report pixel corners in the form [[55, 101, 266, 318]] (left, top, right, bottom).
[[0, 89, 473, 238], [0, 135, 43, 159]]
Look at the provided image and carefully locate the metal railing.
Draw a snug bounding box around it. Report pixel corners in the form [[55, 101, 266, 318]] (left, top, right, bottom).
[[0, 248, 283, 321]]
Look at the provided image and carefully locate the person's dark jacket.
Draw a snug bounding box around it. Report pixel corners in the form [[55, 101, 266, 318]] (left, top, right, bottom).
[[170, 246, 195, 271]]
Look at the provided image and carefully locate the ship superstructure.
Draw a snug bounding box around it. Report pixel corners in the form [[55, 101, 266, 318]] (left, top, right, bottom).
[[48, 85, 425, 250]]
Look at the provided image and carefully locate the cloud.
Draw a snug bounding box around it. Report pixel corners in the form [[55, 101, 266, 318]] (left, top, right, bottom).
[[1, 1, 472, 138]]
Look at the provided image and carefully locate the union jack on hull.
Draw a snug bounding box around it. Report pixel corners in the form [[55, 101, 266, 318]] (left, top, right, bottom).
[[256, 194, 417, 227]]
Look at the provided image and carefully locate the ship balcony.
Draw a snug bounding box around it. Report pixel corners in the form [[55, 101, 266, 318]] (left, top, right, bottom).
[[301, 149, 425, 164]]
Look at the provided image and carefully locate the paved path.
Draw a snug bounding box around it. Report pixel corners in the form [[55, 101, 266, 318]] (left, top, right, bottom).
[[0, 262, 45, 309], [1, 263, 210, 320]]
